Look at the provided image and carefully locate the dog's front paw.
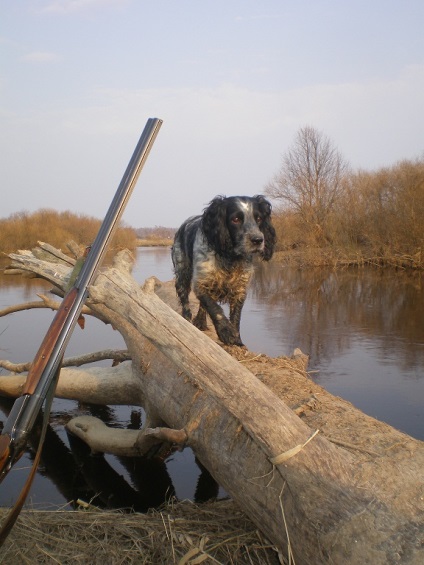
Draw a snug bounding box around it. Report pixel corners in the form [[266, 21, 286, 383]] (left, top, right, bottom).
[[217, 324, 244, 347]]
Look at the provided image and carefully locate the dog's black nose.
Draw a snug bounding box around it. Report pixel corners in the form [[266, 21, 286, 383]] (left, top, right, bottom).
[[250, 235, 264, 245]]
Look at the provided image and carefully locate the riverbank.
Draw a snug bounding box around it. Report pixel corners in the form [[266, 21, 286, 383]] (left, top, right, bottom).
[[273, 247, 423, 270], [135, 243, 423, 270], [136, 238, 172, 247]]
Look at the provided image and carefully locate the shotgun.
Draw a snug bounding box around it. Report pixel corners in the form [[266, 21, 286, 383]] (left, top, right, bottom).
[[0, 117, 162, 538]]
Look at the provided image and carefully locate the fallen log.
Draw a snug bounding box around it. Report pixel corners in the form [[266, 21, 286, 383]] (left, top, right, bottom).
[[0, 244, 423, 564]]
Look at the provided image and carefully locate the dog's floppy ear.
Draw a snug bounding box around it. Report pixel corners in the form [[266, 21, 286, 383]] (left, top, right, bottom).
[[254, 195, 277, 261], [202, 196, 233, 253]]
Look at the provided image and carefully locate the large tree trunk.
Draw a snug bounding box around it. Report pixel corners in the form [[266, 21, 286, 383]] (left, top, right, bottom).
[[1, 245, 423, 564]]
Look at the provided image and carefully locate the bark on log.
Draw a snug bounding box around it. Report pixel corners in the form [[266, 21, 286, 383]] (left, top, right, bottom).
[[1, 246, 423, 564]]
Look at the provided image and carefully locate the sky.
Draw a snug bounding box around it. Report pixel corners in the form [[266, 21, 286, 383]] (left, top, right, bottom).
[[1, 0, 423, 229]]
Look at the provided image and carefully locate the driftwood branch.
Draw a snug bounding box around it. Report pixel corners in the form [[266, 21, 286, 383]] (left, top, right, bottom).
[[0, 245, 423, 564], [0, 294, 92, 318], [66, 414, 187, 457], [0, 349, 130, 374], [0, 298, 54, 318], [0, 362, 140, 405], [34, 241, 78, 265]]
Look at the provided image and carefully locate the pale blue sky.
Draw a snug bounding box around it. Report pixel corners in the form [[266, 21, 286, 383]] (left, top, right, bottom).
[[1, 0, 423, 228]]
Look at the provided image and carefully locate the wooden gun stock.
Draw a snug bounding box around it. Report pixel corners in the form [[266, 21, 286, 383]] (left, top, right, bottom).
[[23, 289, 78, 395]]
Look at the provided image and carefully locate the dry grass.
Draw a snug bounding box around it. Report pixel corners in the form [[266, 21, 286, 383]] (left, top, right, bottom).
[[0, 499, 281, 565], [0, 209, 137, 254], [273, 248, 423, 270], [136, 238, 173, 247]]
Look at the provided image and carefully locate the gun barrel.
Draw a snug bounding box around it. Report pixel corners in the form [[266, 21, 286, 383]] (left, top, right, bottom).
[[0, 117, 163, 476], [76, 117, 162, 291]]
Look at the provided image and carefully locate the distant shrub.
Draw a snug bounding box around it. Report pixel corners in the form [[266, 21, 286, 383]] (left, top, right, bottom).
[[271, 157, 424, 268], [0, 209, 137, 253], [136, 226, 176, 239]]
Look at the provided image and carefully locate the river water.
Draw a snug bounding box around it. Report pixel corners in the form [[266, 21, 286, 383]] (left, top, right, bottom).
[[0, 247, 423, 510]]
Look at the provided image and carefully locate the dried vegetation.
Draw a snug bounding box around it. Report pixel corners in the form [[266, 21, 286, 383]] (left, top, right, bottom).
[[268, 135, 424, 270], [0, 499, 280, 565], [0, 209, 137, 254]]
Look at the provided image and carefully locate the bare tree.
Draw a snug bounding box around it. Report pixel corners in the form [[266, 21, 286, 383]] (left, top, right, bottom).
[[266, 126, 349, 239]]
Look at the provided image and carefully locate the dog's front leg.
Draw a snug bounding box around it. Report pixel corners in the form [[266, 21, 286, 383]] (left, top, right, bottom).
[[197, 294, 243, 346], [229, 298, 245, 344], [175, 278, 192, 321], [193, 304, 208, 330]]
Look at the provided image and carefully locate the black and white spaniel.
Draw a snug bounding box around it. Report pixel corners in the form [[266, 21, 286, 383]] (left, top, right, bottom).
[[171, 195, 276, 346]]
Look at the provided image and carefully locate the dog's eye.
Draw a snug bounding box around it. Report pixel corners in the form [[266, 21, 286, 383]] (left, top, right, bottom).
[[231, 216, 242, 224], [255, 215, 262, 224]]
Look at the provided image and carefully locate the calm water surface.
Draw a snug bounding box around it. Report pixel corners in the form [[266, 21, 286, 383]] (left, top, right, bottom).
[[0, 247, 423, 510]]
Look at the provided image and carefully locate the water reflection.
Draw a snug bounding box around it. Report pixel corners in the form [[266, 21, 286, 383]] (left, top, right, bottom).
[[0, 397, 218, 511], [244, 264, 424, 439], [248, 265, 424, 370]]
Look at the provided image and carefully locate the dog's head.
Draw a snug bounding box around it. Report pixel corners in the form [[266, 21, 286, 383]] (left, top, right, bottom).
[[202, 195, 276, 261]]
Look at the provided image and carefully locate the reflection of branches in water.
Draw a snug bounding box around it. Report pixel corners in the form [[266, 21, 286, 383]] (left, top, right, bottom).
[[0, 398, 219, 512], [67, 432, 175, 512], [0, 396, 90, 506], [251, 262, 332, 303], [250, 263, 424, 370], [194, 457, 220, 503]]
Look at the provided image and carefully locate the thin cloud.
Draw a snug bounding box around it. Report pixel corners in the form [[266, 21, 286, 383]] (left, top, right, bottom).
[[235, 13, 282, 22], [21, 51, 61, 63], [40, 0, 129, 14]]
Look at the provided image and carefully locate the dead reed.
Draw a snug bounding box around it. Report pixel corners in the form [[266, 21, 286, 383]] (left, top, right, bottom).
[[0, 209, 137, 254], [0, 499, 281, 565]]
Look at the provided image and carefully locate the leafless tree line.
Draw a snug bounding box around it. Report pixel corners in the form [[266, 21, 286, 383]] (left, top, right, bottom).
[[266, 126, 424, 264]]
